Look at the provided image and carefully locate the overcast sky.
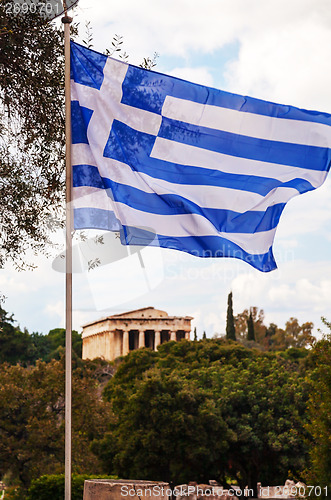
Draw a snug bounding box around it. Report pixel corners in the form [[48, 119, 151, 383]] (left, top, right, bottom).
[[1, 0, 331, 338]]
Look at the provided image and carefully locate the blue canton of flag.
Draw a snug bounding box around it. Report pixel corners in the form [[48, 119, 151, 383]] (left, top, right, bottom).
[[70, 41, 331, 272]]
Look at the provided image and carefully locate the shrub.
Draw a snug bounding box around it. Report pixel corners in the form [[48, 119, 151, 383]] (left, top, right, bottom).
[[27, 474, 117, 500]]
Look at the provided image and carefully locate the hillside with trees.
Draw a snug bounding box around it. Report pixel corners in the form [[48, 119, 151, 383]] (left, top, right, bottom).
[[224, 292, 315, 351], [0, 317, 330, 498], [0, 306, 82, 365], [94, 341, 311, 497]]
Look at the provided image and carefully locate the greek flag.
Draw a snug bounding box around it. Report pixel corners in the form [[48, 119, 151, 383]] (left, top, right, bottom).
[[70, 41, 331, 272]]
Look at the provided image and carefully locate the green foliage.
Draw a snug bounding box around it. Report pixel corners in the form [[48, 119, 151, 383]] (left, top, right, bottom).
[[0, 306, 82, 364], [304, 321, 331, 498], [285, 318, 315, 349], [247, 311, 255, 341], [95, 340, 310, 493], [140, 52, 159, 70], [2, 485, 24, 500], [0, 302, 325, 493], [0, 359, 111, 487], [26, 474, 117, 500], [104, 33, 129, 61], [46, 328, 82, 360], [218, 356, 309, 494], [0, 307, 36, 365], [82, 21, 94, 49], [0, 1, 65, 269], [226, 292, 236, 340], [104, 348, 157, 394], [235, 307, 266, 344], [156, 337, 253, 369], [278, 347, 309, 361], [94, 366, 229, 484], [235, 307, 315, 351]]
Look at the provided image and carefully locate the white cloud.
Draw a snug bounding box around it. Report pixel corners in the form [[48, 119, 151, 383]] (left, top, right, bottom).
[[224, 3, 331, 106], [274, 178, 331, 252], [167, 67, 214, 86], [0, 274, 30, 295], [45, 301, 64, 323], [77, 0, 241, 60], [77, 0, 331, 112], [230, 260, 331, 332]]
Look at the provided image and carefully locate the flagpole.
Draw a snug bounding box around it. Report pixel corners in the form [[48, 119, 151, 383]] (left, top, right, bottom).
[[62, 3, 73, 500]]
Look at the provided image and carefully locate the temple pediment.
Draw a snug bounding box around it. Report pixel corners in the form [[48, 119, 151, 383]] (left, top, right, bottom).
[[111, 307, 168, 319]]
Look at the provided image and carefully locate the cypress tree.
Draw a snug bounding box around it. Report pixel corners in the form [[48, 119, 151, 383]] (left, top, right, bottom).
[[247, 310, 255, 341], [194, 327, 197, 341], [226, 292, 236, 340], [202, 331, 207, 339]]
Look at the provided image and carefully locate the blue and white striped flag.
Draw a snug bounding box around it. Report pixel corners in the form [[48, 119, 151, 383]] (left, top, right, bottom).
[[70, 41, 331, 272]]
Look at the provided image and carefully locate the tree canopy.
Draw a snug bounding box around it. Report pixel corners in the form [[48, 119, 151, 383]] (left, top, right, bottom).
[[246, 310, 255, 341], [0, 306, 82, 365], [234, 306, 315, 351], [226, 291, 236, 340], [94, 340, 312, 497], [0, 358, 111, 488], [0, 326, 329, 498], [304, 319, 331, 499], [0, 1, 65, 269]]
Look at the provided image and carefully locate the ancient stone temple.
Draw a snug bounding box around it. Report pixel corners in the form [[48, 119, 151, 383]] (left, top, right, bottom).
[[82, 307, 193, 361]]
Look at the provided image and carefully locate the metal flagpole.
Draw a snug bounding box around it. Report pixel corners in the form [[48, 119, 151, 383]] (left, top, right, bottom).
[[62, 3, 73, 500]]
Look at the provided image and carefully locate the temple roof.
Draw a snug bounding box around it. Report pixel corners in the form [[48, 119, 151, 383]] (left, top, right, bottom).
[[82, 307, 193, 328], [111, 307, 168, 319]]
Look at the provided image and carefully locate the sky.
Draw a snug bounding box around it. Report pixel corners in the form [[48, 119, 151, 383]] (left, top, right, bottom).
[[1, 0, 331, 339]]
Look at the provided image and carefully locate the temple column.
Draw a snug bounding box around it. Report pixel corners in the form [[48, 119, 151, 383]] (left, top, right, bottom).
[[170, 330, 176, 341], [185, 331, 190, 340], [155, 330, 161, 351], [105, 330, 112, 360], [139, 330, 145, 348], [122, 329, 129, 356]]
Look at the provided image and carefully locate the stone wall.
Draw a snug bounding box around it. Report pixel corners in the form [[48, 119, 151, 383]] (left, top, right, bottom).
[[83, 479, 170, 500]]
